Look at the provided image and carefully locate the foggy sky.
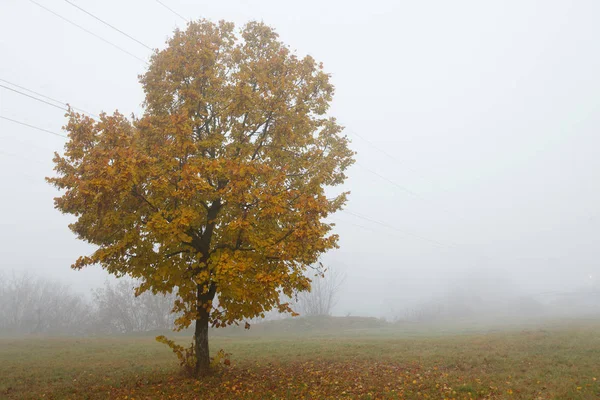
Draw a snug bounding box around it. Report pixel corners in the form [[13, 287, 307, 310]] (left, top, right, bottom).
[[1, 0, 599, 318]]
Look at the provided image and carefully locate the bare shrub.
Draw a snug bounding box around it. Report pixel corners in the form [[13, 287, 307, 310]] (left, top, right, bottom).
[[0, 272, 92, 335], [295, 264, 346, 317], [92, 279, 178, 334]]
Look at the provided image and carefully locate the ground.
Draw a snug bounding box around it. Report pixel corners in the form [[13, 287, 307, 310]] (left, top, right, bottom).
[[1, 317, 599, 399]]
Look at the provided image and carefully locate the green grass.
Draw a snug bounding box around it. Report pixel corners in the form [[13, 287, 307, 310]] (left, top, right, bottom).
[[1, 319, 600, 399]]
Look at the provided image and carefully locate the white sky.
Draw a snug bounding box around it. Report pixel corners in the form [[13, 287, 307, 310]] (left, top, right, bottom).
[[1, 0, 599, 317]]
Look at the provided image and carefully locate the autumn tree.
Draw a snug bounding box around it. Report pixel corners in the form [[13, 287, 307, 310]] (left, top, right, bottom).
[[48, 19, 354, 376]]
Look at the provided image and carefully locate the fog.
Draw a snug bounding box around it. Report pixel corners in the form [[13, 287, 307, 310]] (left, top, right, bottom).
[[1, 0, 599, 324]]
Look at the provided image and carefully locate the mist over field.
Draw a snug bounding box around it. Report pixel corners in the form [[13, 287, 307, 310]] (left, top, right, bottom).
[[2, 1, 600, 398], [2, 0, 599, 326]]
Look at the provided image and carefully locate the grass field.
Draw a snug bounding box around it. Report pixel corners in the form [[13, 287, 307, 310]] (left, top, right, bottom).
[[1, 318, 600, 399]]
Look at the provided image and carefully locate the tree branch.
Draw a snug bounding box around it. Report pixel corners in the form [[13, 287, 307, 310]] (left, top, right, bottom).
[[164, 250, 191, 259]]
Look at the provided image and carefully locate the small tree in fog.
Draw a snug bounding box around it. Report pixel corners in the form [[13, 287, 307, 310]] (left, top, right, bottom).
[[0, 272, 92, 335], [296, 264, 345, 316], [93, 279, 177, 334]]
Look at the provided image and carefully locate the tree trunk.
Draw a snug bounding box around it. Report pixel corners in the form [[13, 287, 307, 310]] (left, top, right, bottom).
[[194, 306, 210, 376]]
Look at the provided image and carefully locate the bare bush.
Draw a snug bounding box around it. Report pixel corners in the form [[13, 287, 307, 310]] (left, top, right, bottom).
[[0, 272, 92, 335], [295, 265, 346, 317], [0, 272, 181, 336], [92, 279, 178, 334]]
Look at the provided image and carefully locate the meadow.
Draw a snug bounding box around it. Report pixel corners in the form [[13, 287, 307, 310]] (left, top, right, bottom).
[[1, 317, 599, 399]]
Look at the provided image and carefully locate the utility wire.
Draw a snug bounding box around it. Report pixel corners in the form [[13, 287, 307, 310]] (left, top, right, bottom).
[[0, 162, 44, 182], [0, 87, 454, 249], [0, 84, 67, 112], [329, 215, 441, 247], [346, 127, 451, 193], [16, 2, 458, 251], [0, 150, 48, 166], [155, 0, 189, 22], [28, 0, 149, 65], [63, 0, 153, 51], [3, 1, 469, 265], [328, 215, 379, 235], [341, 209, 453, 248], [354, 159, 467, 223], [1, 83, 453, 250], [0, 78, 99, 118], [0, 79, 63, 107], [349, 130, 469, 224], [346, 128, 403, 166], [1, 84, 454, 249], [355, 161, 422, 198], [0, 115, 67, 138]]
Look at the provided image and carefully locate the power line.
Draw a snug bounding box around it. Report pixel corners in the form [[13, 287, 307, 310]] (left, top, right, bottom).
[[346, 128, 402, 166], [355, 161, 422, 198], [16, 1, 457, 252], [329, 215, 437, 246], [328, 215, 379, 235], [6, 1, 476, 263], [0, 160, 44, 183], [345, 127, 429, 195], [0, 84, 67, 112], [0, 115, 67, 138], [346, 127, 447, 190], [349, 133, 468, 223], [0, 79, 63, 107], [341, 209, 453, 248], [28, 0, 149, 65], [355, 160, 468, 223], [155, 0, 189, 23], [0, 78, 99, 118], [0, 88, 452, 249], [63, 0, 153, 51], [0, 150, 48, 166]]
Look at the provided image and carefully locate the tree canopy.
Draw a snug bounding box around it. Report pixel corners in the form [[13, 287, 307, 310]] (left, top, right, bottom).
[[48, 19, 354, 375]]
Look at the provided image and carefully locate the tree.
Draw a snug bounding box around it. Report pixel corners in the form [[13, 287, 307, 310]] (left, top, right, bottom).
[[296, 264, 346, 316], [93, 279, 177, 334], [48, 20, 354, 376], [0, 272, 92, 336]]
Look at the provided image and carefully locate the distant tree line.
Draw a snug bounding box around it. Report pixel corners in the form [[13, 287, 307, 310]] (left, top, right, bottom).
[[0, 272, 177, 336], [0, 266, 346, 336], [394, 285, 600, 323], [0, 272, 92, 335]]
